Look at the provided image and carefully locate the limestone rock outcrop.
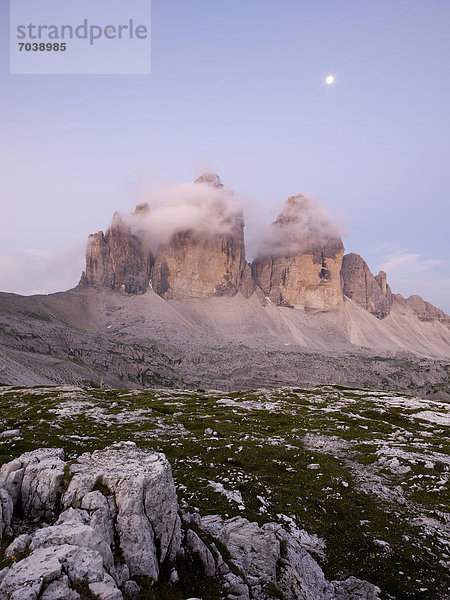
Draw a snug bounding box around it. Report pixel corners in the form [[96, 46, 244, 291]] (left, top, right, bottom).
[[0, 444, 382, 600], [62, 442, 181, 580], [152, 174, 252, 299], [81, 174, 254, 300], [252, 195, 345, 309], [0, 447, 65, 530], [76, 175, 449, 326], [0, 442, 181, 600], [81, 208, 153, 295], [393, 294, 450, 327], [341, 253, 393, 319], [152, 226, 248, 299], [183, 513, 380, 600]]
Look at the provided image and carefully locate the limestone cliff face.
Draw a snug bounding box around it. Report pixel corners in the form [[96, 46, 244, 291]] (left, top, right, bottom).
[[251, 196, 344, 309], [81, 174, 253, 299], [393, 294, 450, 327], [151, 227, 249, 299], [81, 210, 152, 295], [152, 175, 253, 299], [80, 178, 446, 323], [341, 253, 393, 319]]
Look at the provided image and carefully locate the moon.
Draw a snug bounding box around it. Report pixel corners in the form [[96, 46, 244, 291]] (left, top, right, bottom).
[[325, 74, 335, 85]]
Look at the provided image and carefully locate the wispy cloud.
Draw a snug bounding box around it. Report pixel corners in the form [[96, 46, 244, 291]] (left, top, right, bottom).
[[0, 243, 85, 296], [379, 249, 442, 276]]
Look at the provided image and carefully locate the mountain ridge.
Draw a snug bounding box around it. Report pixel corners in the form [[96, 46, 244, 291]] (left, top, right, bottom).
[[0, 173, 448, 395]]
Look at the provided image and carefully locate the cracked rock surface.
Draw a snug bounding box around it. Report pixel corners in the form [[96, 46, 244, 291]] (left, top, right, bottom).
[[0, 443, 181, 599], [183, 513, 381, 600]]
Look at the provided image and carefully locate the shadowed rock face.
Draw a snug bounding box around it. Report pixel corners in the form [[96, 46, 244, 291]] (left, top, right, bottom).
[[81, 210, 153, 295], [152, 174, 253, 299], [341, 253, 393, 319], [252, 195, 344, 309]]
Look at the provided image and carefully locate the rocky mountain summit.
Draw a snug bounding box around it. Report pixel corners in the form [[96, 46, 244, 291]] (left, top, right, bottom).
[[0, 174, 448, 393], [393, 293, 450, 326], [252, 195, 345, 310], [341, 254, 393, 319], [83, 207, 153, 295], [83, 174, 253, 301], [0, 443, 380, 600], [80, 173, 447, 323]]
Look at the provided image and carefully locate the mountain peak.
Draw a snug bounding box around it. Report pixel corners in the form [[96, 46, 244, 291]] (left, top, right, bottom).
[[194, 173, 223, 188], [274, 194, 309, 227], [134, 202, 150, 216]]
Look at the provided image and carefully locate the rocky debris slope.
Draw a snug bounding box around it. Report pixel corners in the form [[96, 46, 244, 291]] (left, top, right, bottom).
[[0, 443, 380, 600], [0, 286, 449, 396], [341, 253, 393, 319], [252, 195, 345, 310]]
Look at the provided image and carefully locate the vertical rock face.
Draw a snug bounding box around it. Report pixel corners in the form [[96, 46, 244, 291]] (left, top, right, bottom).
[[0, 444, 182, 600], [152, 174, 252, 299], [341, 254, 393, 319], [81, 174, 253, 299], [152, 227, 248, 299], [252, 195, 344, 309], [82, 209, 153, 295]]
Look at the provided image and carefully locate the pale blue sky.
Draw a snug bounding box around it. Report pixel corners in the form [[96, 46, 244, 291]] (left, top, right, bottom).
[[0, 1, 449, 311]]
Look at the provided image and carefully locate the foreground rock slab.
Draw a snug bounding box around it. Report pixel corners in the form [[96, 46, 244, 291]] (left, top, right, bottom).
[[0, 443, 181, 599]]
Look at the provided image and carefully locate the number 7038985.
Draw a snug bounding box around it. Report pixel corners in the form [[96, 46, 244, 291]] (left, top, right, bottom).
[[18, 42, 67, 51]]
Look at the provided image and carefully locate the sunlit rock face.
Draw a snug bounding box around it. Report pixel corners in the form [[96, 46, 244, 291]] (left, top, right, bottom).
[[252, 195, 345, 310], [341, 253, 393, 319], [81, 208, 153, 295], [151, 174, 253, 299], [81, 174, 253, 299]]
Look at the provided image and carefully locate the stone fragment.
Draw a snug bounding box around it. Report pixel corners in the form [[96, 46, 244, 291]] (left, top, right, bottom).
[[29, 522, 115, 574], [39, 575, 80, 600], [333, 575, 381, 599], [185, 529, 216, 577], [5, 534, 32, 559], [0, 448, 65, 524], [0, 487, 13, 537], [122, 580, 141, 599]]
